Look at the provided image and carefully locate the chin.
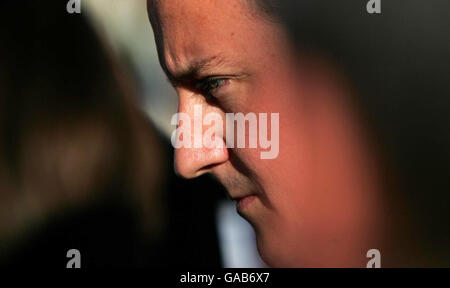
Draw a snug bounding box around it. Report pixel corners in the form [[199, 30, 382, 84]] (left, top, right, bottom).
[[254, 227, 301, 267]]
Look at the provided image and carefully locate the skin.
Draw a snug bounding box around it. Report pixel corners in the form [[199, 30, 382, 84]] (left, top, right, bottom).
[[147, 0, 389, 267]]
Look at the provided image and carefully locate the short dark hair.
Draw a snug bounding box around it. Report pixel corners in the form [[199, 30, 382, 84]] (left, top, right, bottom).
[[247, 0, 279, 18]]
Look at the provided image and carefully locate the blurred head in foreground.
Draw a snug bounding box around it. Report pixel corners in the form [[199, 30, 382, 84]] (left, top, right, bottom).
[[0, 0, 166, 261], [147, 0, 450, 267]]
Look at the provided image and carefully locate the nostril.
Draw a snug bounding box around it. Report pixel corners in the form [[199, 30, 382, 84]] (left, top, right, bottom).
[[174, 161, 219, 179], [202, 163, 219, 171], [194, 163, 221, 177]]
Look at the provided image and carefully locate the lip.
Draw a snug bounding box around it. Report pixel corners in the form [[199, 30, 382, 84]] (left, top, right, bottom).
[[235, 194, 257, 211]]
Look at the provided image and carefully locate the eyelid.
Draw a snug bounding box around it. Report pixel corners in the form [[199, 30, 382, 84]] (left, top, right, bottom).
[[190, 77, 228, 102], [197, 77, 228, 91]]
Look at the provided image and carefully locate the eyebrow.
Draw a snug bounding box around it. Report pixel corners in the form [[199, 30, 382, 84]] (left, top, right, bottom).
[[163, 55, 227, 86]]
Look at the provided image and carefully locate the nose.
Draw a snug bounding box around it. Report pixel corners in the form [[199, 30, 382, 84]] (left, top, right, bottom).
[[174, 145, 228, 178], [173, 90, 228, 179]]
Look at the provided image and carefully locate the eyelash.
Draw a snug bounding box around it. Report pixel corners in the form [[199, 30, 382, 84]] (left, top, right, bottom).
[[196, 77, 227, 100]]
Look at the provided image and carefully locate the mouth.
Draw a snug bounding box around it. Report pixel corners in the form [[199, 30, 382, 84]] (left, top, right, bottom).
[[233, 194, 257, 212]]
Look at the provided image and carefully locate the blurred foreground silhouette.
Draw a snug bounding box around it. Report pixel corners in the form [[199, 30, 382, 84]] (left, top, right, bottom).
[[0, 0, 224, 268]]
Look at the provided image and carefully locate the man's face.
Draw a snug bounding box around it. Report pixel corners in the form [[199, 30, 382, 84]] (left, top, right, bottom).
[[148, 0, 382, 267]]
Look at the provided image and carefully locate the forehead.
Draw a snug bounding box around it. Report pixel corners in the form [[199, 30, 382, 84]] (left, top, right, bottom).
[[148, 0, 275, 76]]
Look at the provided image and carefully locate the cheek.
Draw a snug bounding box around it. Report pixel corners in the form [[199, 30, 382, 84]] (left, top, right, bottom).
[[237, 92, 314, 220], [225, 64, 315, 215], [266, 119, 313, 219]]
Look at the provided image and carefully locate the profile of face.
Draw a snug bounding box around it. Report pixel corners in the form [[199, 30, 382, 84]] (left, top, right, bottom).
[[148, 0, 386, 267]]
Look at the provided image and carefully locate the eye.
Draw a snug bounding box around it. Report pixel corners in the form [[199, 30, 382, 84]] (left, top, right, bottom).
[[196, 77, 228, 100]]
